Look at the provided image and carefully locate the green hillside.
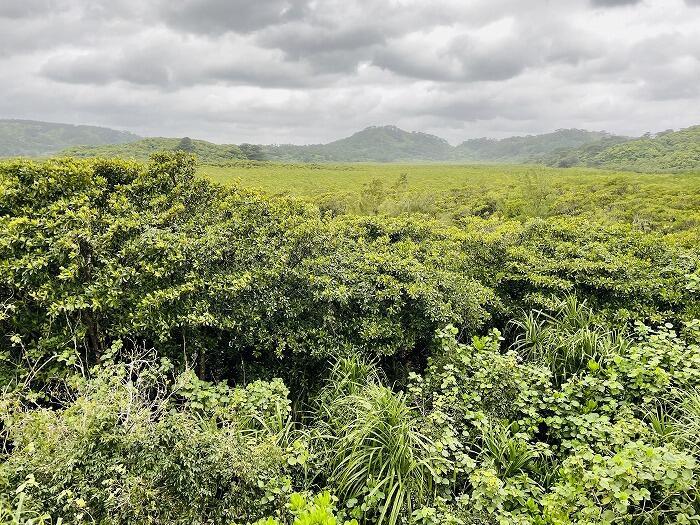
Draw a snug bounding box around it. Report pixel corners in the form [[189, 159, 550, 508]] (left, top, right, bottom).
[[46, 123, 700, 171], [263, 126, 626, 163], [454, 129, 627, 162], [263, 125, 454, 162], [0, 119, 139, 157], [61, 137, 258, 163], [546, 125, 700, 172]]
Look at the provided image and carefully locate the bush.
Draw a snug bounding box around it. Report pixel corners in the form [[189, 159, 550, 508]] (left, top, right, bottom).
[[544, 442, 698, 524], [0, 155, 493, 387], [2, 154, 700, 525], [0, 355, 294, 524], [253, 492, 358, 525]]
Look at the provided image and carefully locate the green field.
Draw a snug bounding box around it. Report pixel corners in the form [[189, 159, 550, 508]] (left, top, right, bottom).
[[200, 161, 700, 197], [200, 162, 589, 194], [201, 162, 700, 239]]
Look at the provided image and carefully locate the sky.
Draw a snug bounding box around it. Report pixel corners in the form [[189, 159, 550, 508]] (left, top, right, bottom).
[[1, 0, 699, 145]]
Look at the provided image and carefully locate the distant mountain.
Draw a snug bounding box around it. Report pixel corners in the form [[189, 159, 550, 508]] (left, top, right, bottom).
[[263, 125, 454, 162], [61, 137, 254, 163], [16, 120, 698, 172], [0, 119, 139, 157], [544, 126, 700, 172], [263, 126, 628, 163], [454, 129, 629, 163]]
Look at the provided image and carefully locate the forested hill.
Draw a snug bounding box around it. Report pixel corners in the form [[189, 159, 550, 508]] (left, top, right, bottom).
[[262, 126, 624, 163], [0, 119, 139, 157], [454, 129, 627, 163], [61, 137, 264, 163], [544, 125, 700, 172], [21, 121, 700, 170], [262, 125, 454, 162]]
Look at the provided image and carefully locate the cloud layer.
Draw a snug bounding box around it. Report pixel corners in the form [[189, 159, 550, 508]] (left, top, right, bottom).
[[1, 0, 698, 144]]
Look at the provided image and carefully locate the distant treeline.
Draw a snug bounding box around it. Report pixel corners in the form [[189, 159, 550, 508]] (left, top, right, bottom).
[[4, 119, 699, 172], [60, 136, 266, 163], [65, 125, 700, 173]]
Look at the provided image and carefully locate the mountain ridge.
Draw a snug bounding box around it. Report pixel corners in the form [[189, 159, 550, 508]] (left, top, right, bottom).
[[542, 125, 700, 172], [0, 119, 139, 157], [3, 120, 698, 171]]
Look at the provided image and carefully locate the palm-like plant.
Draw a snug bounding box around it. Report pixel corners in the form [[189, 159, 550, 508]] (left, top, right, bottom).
[[326, 386, 441, 525], [645, 403, 676, 444], [316, 354, 383, 406], [479, 423, 537, 478], [673, 389, 700, 459], [314, 355, 442, 525], [510, 295, 627, 383]]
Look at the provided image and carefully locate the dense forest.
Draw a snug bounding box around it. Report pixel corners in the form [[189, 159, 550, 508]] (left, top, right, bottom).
[[1, 153, 699, 524], [252, 127, 626, 165], [454, 129, 622, 163]]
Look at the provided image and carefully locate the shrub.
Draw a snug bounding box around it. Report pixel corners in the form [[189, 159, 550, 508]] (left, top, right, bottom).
[[0, 155, 494, 386], [544, 442, 698, 524], [510, 296, 628, 385], [252, 492, 359, 525], [0, 356, 294, 524]]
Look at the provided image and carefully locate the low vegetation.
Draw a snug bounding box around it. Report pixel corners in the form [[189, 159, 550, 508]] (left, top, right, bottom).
[[1, 154, 699, 524], [201, 162, 700, 241]]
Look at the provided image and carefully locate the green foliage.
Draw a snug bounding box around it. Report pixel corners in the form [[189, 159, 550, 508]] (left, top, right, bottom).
[[2, 152, 700, 525], [252, 492, 358, 525], [410, 303, 700, 524], [470, 217, 698, 322], [455, 129, 623, 163], [261, 127, 627, 164], [674, 389, 700, 460], [0, 356, 295, 524], [240, 143, 267, 161], [263, 126, 454, 163], [60, 137, 259, 163], [202, 163, 700, 243], [313, 356, 444, 525], [22, 122, 697, 172], [0, 155, 493, 385], [545, 125, 700, 172], [176, 137, 195, 153], [511, 296, 629, 384], [544, 442, 697, 524], [410, 326, 551, 489], [0, 483, 61, 525]]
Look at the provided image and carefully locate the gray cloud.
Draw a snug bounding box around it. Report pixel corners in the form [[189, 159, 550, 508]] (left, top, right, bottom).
[[0, 0, 698, 144], [590, 0, 643, 6], [158, 0, 310, 34], [0, 0, 61, 19], [41, 52, 174, 87]]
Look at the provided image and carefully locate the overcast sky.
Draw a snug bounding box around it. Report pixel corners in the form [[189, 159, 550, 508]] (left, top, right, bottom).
[[1, 0, 699, 144]]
